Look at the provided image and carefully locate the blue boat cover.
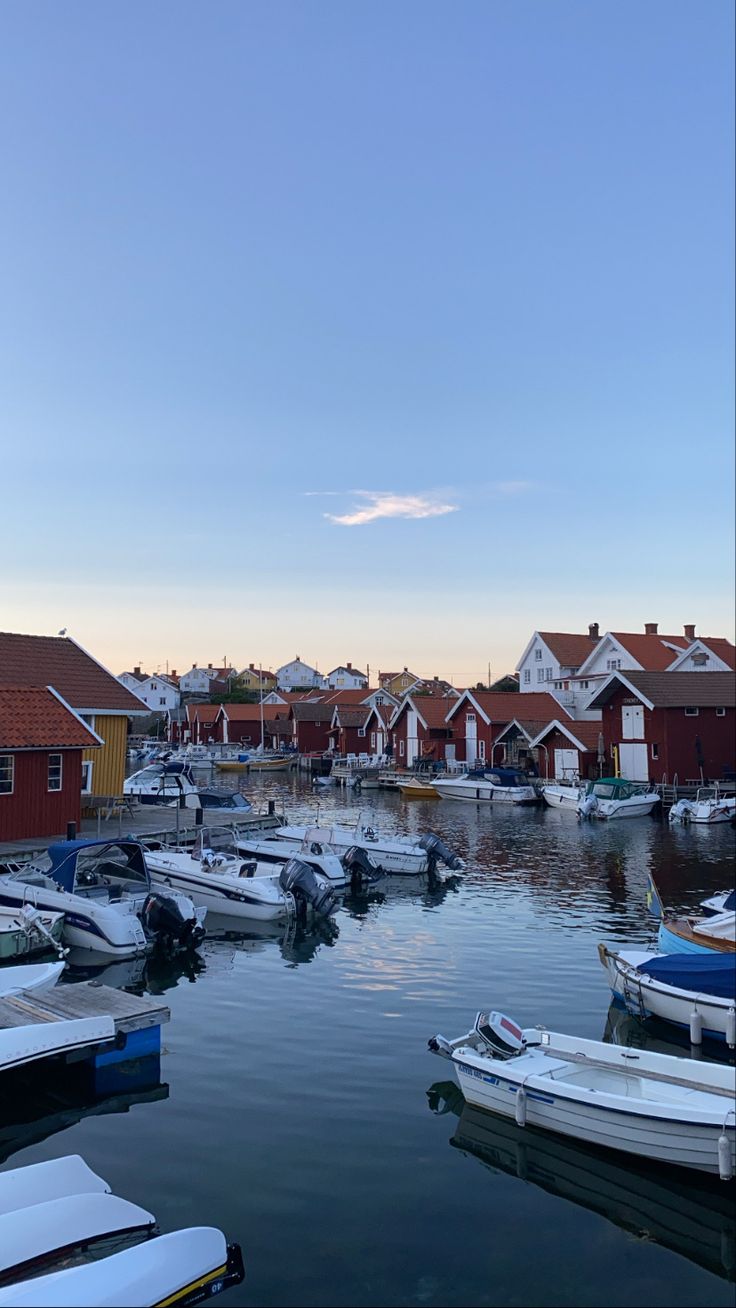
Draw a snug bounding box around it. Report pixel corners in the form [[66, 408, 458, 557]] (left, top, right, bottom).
[[638, 953, 736, 1000], [722, 889, 736, 912]]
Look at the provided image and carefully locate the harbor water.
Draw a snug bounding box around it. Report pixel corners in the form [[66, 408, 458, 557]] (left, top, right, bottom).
[[2, 774, 735, 1307]]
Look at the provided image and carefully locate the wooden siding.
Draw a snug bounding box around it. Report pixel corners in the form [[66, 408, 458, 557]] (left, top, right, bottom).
[[0, 749, 83, 841], [83, 714, 128, 795]]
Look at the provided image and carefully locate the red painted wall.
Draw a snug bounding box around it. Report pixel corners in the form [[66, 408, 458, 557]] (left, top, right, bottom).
[[598, 688, 735, 783], [0, 749, 83, 842]]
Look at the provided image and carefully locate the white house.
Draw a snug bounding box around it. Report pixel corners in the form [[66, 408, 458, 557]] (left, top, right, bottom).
[[665, 636, 736, 673], [516, 626, 602, 719], [326, 663, 368, 690], [117, 671, 180, 712], [178, 664, 234, 695], [275, 657, 325, 690]]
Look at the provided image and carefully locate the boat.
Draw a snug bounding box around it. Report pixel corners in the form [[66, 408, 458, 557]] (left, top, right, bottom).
[[428, 1009, 736, 1177], [215, 752, 295, 773], [0, 905, 66, 961], [669, 789, 736, 825], [123, 761, 201, 804], [0, 961, 65, 998], [144, 829, 336, 922], [702, 890, 736, 916], [0, 840, 206, 959], [1, 1016, 115, 1076], [541, 782, 584, 812], [576, 777, 661, 819], [398, 779, 440, 799], [445, 1100, 736, 1284], [270, 819, 463, 876], [0, 1153, 244, 1305], [598, 943, 736, 1046], [232, 827, 380, 888], [432, 767, 539, 805], [658, 910, 736, 955]]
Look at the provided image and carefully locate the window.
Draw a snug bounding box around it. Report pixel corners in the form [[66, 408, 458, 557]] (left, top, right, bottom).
[[651, 743, 659, 760], [478, 740, 486, 760], [606, 658, 621, 671], [48, 754, 63, 792], [370, 732, 376, 748], [399, 740, 405, 757], [684, 707, 699, 717], [376, 695, 384, 705], [466, 713, 476, 723], [357, 728, 366, 737], [160, 697, 166, 706], [535, 649, 542, 661], [545, 668, 553, 681], [580, 680, 589, 689], [151, 682, 157, 690], [716, 707, 726, 717], [537, 668, 544, 683], [523, 670, 531, 684], [0, 755, 14, 794]]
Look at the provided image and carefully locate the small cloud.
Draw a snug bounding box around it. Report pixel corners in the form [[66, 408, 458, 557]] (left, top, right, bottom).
[[324, 490, 459, 527]]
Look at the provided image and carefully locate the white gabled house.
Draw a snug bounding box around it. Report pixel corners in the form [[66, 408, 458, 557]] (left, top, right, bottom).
[[116, 673, 180, 712], [325, 663, 368, 690], [516, 626, 602, 718], [665, 637, 736, 673], [275, 657, 325, 690]]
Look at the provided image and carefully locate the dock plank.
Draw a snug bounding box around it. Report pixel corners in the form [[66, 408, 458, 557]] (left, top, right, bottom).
[[0, 983, 169, 1036]]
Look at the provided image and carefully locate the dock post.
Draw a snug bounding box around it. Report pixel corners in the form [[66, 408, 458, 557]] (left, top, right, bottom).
[[66, 821, 76, 842]]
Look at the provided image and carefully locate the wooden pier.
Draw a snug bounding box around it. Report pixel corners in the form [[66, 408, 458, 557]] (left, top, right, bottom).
[[0, 982, 169, 1052]]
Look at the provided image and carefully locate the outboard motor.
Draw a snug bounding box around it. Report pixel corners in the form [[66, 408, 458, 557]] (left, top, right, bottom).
[[668, 799, 694, 824], [142, 890, 206, 950], [577, 794, 598, 819], [342, 845, 382, 889], [418, 833, 463, 873], [279, 858, 337, 920], [474, 1011, 525, 1059]]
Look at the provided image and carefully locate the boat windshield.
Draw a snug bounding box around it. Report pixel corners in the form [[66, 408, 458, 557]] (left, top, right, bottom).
[[589, 779, 651, 800], [193, 828, 239, 861], [73, 844, 150, 892], [486, 770, 529, 788], [132, 765, 165, 783], [301, 828, 339, 856]]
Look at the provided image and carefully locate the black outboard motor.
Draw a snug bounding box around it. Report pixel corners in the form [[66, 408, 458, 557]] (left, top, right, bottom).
[[342, 845, 382, 889], [279, 858, 337, 920], [418, 833, 463, 873], [142, 890, 205, 950]]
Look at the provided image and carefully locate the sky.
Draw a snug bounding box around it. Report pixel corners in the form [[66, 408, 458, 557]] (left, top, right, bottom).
[[1, 1, 733, 684]]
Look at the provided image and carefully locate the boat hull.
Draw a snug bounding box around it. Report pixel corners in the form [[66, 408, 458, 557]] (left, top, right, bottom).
[[433, 780, 538, 804], [541, 786, 582, 811], [658, 920, 736, 955], [600, 946, 736, 1044], [146, 863, 289, 922]]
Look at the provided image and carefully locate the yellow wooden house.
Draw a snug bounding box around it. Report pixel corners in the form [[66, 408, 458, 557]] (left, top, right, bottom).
[[236, 664, 277, 694]]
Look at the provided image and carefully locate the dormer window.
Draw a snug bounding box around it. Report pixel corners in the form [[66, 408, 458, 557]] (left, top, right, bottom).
[[535, 649, 543, 661], [606, 659, 621, 671], [691, 653, 708, 666]]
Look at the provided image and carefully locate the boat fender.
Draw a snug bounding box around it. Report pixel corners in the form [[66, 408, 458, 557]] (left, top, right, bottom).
[[515, 1085, 527, 1128], [689, 1009, 703, 1045], [718, 1129, 733, 1181], [726, 1009, 736, 1049]]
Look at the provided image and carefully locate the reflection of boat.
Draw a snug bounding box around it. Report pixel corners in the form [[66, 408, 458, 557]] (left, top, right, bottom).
[[434, 768, 538, 805], [599, 943, 736, 1045], [448, 1102, 736, 1283], [429, 1010, 736, 1176], [0, 1154, 244, 1305]]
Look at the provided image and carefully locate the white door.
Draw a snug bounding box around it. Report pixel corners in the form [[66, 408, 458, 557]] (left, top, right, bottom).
[[554, 748, 578, 780], [621, 705, 644, 739], [445, 744, 455, 763], [465, 715, 477, 763], [619, 743, 648, 780]]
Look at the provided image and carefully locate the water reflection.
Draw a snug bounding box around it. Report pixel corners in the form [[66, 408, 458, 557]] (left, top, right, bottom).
[[64, 947, 206, 994], [442, 1100, 736, 1284], [603, 1001, 736, 1064]]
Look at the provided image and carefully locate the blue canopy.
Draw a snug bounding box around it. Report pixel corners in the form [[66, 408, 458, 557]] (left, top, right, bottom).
[[46, 840, 150, 894], [638, 953, 736, 1000]]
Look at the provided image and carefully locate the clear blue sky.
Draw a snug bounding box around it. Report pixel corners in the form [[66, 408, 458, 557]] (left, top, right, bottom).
[[2, 1, 733, 682]]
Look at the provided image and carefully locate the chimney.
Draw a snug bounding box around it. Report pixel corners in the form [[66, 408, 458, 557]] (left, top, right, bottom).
[[684, 624, 696, 641], [434, 675, 439, 681], [193, 663, 197, 669], [208, 662, 213, 669], [249, 662, 255, 670], [588, 623, 599, 641], [171, 669, 177, 678], [644, 623, 658, 636], [134, 665, 141, 676], [347, 661, 352, 670], [403, 666, 408, 672]]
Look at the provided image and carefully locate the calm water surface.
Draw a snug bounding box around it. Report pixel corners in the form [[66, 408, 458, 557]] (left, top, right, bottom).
[[3, 776, 735, 1307]]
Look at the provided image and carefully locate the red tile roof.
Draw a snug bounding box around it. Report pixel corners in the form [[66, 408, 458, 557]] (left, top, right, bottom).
[[0, 685, 101, 750], [694, 639, 736, 670], [394, 695, 457, 728], [609, 633, 689, 671], [0, 634, 148, 714], [533, 719, 603, 749], [591, 670, 736, 709], [449, 691, 564, 724], [219, 703, 290, 721], [538, 632, 600, 666]]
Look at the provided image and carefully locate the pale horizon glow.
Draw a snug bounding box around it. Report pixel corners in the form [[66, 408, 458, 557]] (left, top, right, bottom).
[[0, 3, 733, 682]]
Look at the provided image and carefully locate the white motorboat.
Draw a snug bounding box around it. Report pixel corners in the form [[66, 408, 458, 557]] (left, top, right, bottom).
[[598, 944, 736, 1046], [429, 1010, 736, 1177], [433, 767, 538, 805], [0, 960, 65, 998], [124, 761, 201, 804], [576, 777, 661, 819], [541, 783, 585, 812], [271, 819, 462, 877], [669, 789, 736, 825], [702, 890, 736, 916], [1, 1016, 115, 1075], [0, 1153, 244, 1305], [0, 905, 66, 961], [144, 829, 337, 922], [0, 840, 205, 959], [233, 827, 380, 888]]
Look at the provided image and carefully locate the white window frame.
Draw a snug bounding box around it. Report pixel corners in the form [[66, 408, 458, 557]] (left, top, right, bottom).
[[684, 707, 699, 717], [715, 707, 726, 717], [537, 668, 544, 683], [0, 755, 14, 795], [523, 669, 531, 684], [651, 743, 659, 760], [466, 713, 476, 723], [48, 753, 63, 792], [545, 667, 553, 681], [357, 728, 366, 738], [534, 648, 542, 661], [81, 760, 94, 794], [478, 739, 486, 760], [399, 740, 405, 757], [370, 732, 376, 748]]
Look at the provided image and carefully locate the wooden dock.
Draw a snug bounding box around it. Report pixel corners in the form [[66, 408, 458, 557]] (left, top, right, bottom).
[[0, 981, 169, 1047]]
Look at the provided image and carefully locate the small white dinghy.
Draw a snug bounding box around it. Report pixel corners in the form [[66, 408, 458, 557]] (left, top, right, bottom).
[[0, 1154, 245, 1306], [429, 1010, 736, 1177], [272, 820, 462, 877], [0, 960, 65, 998], [0, 1016, 114, 1074], [598, 943, 736, 1047]]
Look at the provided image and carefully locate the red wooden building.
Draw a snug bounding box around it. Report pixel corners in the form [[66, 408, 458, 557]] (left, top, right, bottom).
[[587, 671, 736, 783], [528, 719, 604, 781], [290, 702, 335, 753], [444, 691, 566, 766], [0, 685, 101, 842], [390, 695, 455, 765], [327, 707, 371, 757]]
